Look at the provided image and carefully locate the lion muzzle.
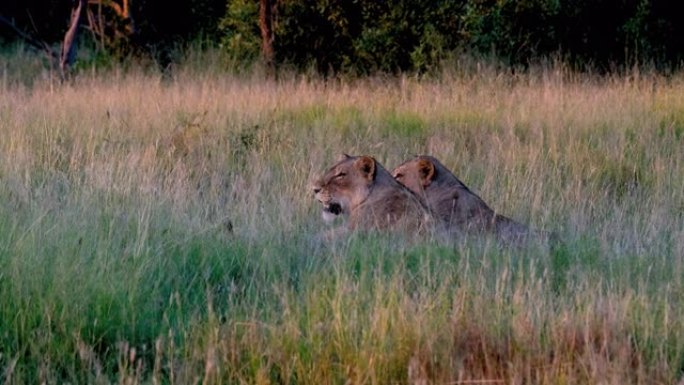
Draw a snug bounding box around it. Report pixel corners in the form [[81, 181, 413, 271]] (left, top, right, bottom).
[[321, 202, 343, 223]]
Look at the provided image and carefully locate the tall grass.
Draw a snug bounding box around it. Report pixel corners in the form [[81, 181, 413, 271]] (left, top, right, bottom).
[[0, 57, 683, 383]]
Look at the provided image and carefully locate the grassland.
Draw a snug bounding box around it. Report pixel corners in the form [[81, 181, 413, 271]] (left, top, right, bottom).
[[0, 56, 683, 384]]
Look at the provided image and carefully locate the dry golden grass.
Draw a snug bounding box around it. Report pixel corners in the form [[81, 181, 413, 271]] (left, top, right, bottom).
[[0, 60, 683, 383]]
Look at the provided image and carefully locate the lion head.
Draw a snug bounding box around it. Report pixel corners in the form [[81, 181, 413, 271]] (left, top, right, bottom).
[[312, 154, 377, 222], [312, 154, 429, 232], [392, 155, 541, 244], [392, 155, 501, 232]]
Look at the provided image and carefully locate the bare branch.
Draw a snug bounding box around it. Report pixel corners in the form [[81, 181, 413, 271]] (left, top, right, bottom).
[[60, 0, 87, 79], [0, 14, 57, 59]]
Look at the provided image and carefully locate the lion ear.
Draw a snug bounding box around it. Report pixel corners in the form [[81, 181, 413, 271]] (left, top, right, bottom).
[[337, 153, 352, 162], [354, 156, 376, 181], [417, 158, 435, 187]]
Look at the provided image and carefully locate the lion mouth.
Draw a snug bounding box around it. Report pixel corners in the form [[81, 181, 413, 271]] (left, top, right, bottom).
[[321, 202, 343, 223], [324, 203, 342, 215]]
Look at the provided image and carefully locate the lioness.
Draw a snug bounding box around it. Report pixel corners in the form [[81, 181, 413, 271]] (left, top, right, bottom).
[[392, 155, 533, 244], [312, 154, 430, 234]]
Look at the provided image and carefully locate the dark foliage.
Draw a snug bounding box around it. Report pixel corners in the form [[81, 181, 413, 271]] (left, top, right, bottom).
[[2, 0, 684, 73], [222, 0, 684, 73], [0, 0, 225, 58]]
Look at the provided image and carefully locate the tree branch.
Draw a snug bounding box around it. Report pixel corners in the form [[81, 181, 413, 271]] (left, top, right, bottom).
[[60, 0, 87, 78], [0, 14, 57, 59]]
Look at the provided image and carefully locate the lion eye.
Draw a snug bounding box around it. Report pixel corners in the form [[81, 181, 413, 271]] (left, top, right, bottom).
[[334, 172, 346, 179]]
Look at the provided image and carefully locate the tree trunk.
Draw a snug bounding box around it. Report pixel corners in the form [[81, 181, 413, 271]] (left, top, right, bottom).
[[60, 0, 87, 79], [259, 0, 275, 76], [85, 0, 136, 55]]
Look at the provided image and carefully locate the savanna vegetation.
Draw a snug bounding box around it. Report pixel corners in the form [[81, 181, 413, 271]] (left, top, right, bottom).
[[1, 48, 683, 383], [2, 0, 684, 76], [1, 1, 684, 384]]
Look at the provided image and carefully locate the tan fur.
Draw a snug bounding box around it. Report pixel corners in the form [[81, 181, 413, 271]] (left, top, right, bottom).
[[312, 154, 430, 233], [392, 155, 531, 243]]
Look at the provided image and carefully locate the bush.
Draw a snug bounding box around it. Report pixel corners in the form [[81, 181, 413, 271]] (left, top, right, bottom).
[[219, 0, 684, 74]]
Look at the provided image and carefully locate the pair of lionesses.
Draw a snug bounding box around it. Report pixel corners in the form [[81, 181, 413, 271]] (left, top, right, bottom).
[[312, 154, 539, 244]]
